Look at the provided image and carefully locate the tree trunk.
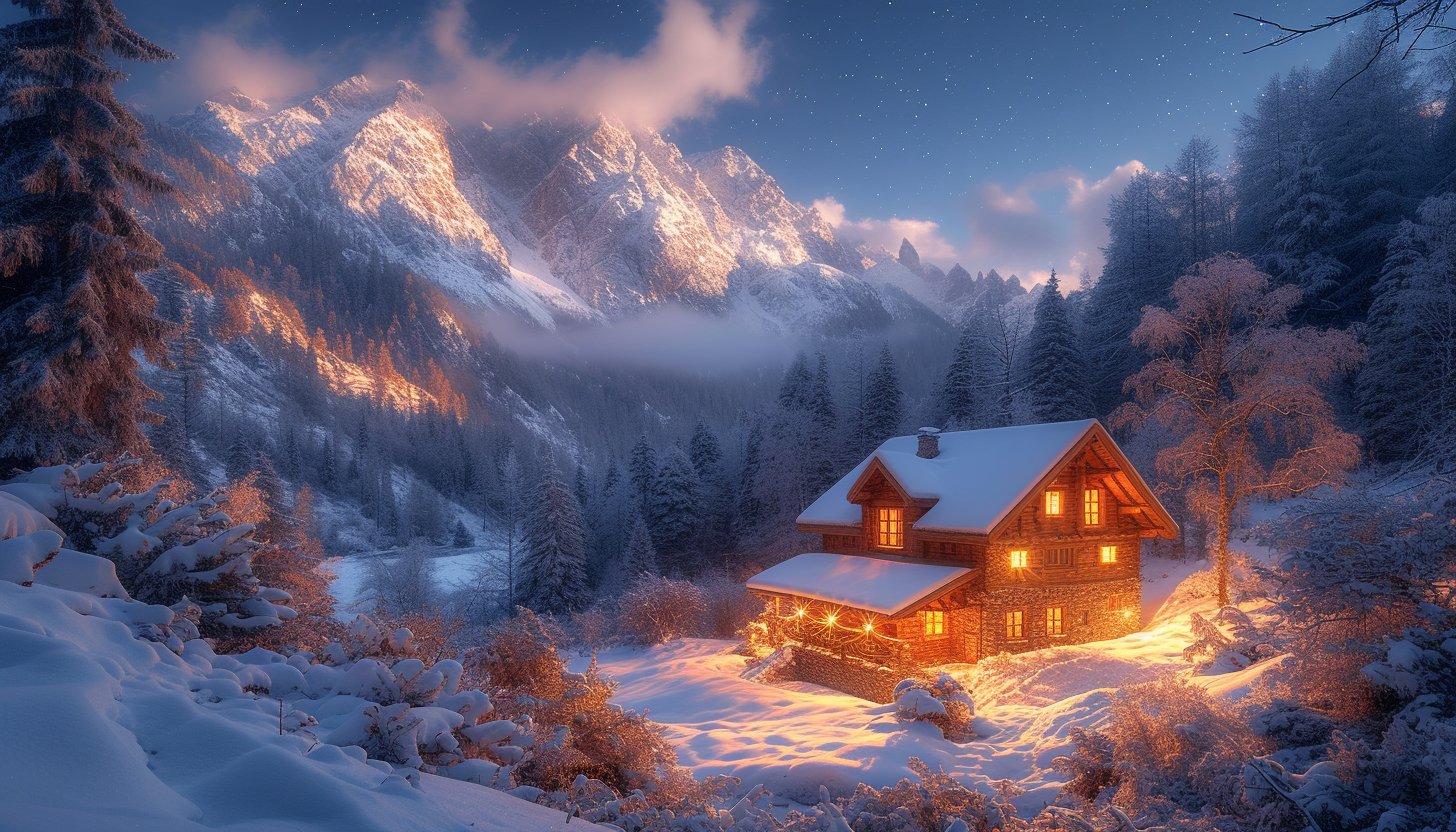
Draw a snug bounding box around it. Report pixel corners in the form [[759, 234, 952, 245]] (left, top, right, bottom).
[[1215, 474, 1233, 607]]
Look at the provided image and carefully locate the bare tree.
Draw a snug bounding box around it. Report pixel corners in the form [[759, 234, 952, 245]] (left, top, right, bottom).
[[1238, 2, 1455, 90], [1114, 255, 1363, 606]]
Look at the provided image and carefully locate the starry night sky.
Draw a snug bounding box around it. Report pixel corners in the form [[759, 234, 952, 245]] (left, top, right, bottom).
[[2, 0, 1361, 276]]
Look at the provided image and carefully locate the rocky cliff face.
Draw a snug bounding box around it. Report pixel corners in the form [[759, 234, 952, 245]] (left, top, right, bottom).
[[164, 75, 954, 333]]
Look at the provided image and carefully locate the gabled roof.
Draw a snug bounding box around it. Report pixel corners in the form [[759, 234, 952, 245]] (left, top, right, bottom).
[[746, 552, 976, 617], [796, 419, 1177, 539]]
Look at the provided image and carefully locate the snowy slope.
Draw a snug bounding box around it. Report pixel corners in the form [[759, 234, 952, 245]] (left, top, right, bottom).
[[0, 581, 582, 832], [571, 557, 1262, 816]]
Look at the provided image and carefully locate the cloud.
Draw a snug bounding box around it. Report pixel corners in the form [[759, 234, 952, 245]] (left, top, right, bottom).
[[812, 196, 959, 261], [146, 0, 762, 129], [817, 160, 1145, 291], [369, 0, 765, 129], [136, 7, 331, 115]]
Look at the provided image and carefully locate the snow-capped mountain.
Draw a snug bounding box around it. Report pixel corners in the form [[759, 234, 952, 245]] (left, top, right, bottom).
[[163, 75, 939, 332]]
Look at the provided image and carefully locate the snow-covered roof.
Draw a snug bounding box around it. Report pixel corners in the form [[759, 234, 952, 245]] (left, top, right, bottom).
[[746, 552, 975, 617], [797, 419, 1101, 535]]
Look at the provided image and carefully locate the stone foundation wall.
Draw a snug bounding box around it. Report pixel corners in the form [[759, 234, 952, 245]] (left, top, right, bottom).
[[777, 644, 902, 703], [979, 576, 1142, 658]]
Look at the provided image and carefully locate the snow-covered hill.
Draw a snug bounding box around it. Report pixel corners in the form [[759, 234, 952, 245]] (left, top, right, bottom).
[[0, 580, 581, 832]]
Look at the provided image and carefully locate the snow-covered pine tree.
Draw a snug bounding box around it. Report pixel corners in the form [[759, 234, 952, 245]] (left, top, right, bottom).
[[649, 446, 700, 572], [0, 0, 177, 467], [938, 324, 979, 429], [1023, 272, 1093, 423], [862, 343, 905, 446], [1267, 139, 1346, 294], [808, 352, 840, 492], [736, 419, 765, 536], [777, 351, 814, 411], [1356, 219, 1425, 463], [627, 435, 657, 520], [225, 429, 254, 482], [452, 519, 474, 548], [519, 451, 589, 614], [620, 511, 659, 584], [688, 420, 730, 554], [320, 437, 336, 487]]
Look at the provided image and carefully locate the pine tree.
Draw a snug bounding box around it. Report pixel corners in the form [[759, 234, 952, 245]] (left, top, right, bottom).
[[777, 351, 814, 412], [1356, 219, 1424, 464], [320, 437, 336, 487], [649, 446, 700, 571], [1023, 272, 1093, 423], [452, 519, 475, 549], [862, 343, 904, 445], [620, 511, 659, 584], [0, 0, 177, 466], [808, 352, 840, 492], [628, 434, 657, 520], [737, 419, 764, 535], [520, 452, 590, 614], [225, 429, 254, 482], [939, 324, 979, 428], [688, 419, 723, 478]]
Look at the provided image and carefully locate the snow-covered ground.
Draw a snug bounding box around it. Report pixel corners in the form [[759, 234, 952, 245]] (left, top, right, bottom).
[[0, 580, 581, 832], [569, 555, 1261, 817]]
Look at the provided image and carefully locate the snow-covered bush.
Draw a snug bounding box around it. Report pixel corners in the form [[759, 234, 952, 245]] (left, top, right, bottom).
[[1241, 618, 1456, 832], [832, 759, 1022, 832], [1182, 606, 1282, 672], [1054, 677, 1268, 824], [697, 572, 765, 638], [616, 573, 707, 645], [468, 608, 713, 810], [893, 674, 976, 741], [0, 454, 297, 636]]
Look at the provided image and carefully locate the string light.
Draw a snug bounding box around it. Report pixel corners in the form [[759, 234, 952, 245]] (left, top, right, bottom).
[[771, 602, 906, 643]]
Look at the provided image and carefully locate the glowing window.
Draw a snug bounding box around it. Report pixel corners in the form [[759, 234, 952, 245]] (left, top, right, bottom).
[[1044, 490, 1062, 515], [876, 507, 904, 549], [922, 610, 945, 636], [1009, 549, 1028, 568], [1048, 547, 1073, 567], [1047, 607, 1064, 635], [1084, 488, 1101, 525], [1100, 545, 1118, 564], [1005, 610, 1024, 639], [1107, 594, 1124, 612]]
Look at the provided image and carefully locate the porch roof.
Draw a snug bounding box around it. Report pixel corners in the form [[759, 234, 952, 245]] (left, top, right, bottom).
[[746, 552, 975, 617]]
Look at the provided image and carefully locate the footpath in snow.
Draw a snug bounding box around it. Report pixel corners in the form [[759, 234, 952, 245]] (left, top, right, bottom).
[[569, 555, 1238, 815]]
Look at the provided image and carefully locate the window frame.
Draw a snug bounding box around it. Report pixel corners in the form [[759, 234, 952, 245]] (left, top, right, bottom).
[[1047, 606, 1064, 636], [1044, 490, 1063, 516], [922, 609, 946, 636], [1083, 487, 1101, 526], [1008, 548, 1029, 569], [1107, 593, 1124, 612], [1047, 546, 1074, 568], [1005, 609, 1025, 640], [1099, 544, 1117, 564], [875, 506, 905, 549]]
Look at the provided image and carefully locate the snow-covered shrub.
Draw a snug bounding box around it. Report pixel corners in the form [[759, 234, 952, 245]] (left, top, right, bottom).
[[1055, 677, 1268, 824], [893, 674, 975, 741], [696, 572, 764, 639], [616, 573, 707, 645], [469, 608, 712, 810], [569, 605, 616, 650], [1182, 606, 1282, 672], [834, 759, 1022, 832], [363, 540, 440, 617], [0, 454, 297, 636]]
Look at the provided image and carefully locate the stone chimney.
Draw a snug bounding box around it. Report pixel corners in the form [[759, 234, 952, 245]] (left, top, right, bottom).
[[916, 427, 941, 459]]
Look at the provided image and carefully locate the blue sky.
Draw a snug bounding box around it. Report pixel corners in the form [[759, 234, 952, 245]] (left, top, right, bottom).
[[3, 1, 1366, 282]]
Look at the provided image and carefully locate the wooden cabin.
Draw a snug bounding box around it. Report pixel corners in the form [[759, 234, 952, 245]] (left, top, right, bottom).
[[746, 419, 1178, 668]]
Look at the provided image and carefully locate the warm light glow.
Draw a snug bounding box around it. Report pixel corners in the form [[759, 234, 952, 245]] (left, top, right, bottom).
[[1044, 490, 1062, 515], [1009, 549, 1028, 568], [795, 608, 805, 617], [1100, 545, 1117, 564], [1084, 488, 1101, 525], [1122, 609, 1133, 619], [1047, 606, 1064, 635], [876, 507, 904, 549], [863, 622, 874, 632], [922, 610, 945, 635], [1005, 610, 1024, 639], [826, 614, 837, 625]]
